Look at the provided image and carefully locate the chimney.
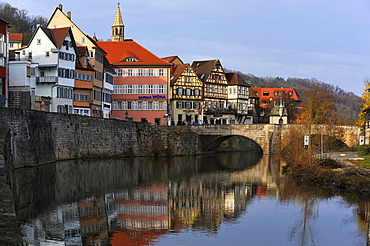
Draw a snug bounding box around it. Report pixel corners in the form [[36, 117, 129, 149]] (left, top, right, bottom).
[[67, 11, 71, 19], [58, 4, 63, 10]]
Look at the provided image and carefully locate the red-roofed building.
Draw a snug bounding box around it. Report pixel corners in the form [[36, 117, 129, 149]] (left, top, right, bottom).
[[9, 33, 22, 50], [252, 87, 301, 123], [97, 40, 171, 124]]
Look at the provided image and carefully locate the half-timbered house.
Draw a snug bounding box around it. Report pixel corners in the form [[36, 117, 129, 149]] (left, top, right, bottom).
[[191, 59, 231, 124], [164, 56, 203, 125]]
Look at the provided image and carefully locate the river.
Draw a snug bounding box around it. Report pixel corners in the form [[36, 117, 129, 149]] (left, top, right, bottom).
[[11, 152, 370, 246]]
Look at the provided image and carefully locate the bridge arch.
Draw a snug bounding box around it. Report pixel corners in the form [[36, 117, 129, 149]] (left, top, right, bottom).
[[204, 135, 263, 153]]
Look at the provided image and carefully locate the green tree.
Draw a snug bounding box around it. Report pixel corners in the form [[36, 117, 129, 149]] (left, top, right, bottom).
[[300, 84, 337, 125]]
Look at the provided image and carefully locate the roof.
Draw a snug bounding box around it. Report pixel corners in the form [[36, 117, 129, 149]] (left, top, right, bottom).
[[170, 63, 188, 84], [9, 33, 22, 41], [252, 87, 301, 101], [50, 27, 71, 49], [97, 41, 172, 67], [162, 55, 184, 64], [226, 72, 250, 87], [191, 59, 221, 82], [269, 103, 288, 116]]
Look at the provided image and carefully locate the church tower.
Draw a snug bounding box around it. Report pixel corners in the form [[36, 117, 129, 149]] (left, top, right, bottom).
[[111, 3, 125, 41]]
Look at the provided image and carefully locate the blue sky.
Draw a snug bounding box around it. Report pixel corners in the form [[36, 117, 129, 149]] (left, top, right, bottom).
[[8, 0, 370, 96]]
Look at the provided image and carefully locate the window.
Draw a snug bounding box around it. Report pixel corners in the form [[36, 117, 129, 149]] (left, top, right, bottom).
[[45, 51, 50, 57], [122, 57, 139, 62], [159, 69, 165, 76], [137, 85, 143, 94], [37, 39, 41, 45], [148, 69, 153, 77], [138, 69, 143, 76], [185, 77, 191, 83], [194, 89, 200, 96], [263, 91, 269, 96], [185, 89, 191, 96], [82, 37, 86, 44], [177, 88, 183, 95], [128, 69, 133, 77]]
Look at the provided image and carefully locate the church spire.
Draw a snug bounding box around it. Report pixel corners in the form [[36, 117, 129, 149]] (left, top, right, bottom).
[[111, 3, 125, 41]]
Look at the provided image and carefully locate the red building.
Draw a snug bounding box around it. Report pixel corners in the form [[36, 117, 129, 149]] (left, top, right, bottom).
[[252, 87, 301, 108], [98, 41, 171, 124], [0, 18, 9, 107]]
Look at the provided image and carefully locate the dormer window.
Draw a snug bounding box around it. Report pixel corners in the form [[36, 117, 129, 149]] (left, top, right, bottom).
[[122, 57, 139, 62]]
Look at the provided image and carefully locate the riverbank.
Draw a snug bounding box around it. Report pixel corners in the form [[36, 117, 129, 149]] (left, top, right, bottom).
[[0, 155, 22, 245], [284, 156, 370, 197]]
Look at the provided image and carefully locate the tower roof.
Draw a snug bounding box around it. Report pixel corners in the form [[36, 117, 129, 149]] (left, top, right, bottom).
[[113, 3, 124, 27]]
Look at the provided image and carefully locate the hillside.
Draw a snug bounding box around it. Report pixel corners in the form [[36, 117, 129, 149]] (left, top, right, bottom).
[[227, 70, 362, 125]]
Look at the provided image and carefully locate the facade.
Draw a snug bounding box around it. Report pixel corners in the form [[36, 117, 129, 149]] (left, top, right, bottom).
[[98, 40, 171, 124], [102, 56, 114, 118], [74, 46, 94, 116], [47, 4, 109, 117], [9, 26, 77, 113], [269, 100, 288, 124], [164, 56, 203, 125], [9, 33, 22, 50], [0, 18, 9, 107], [226, 72, 259, 124], [191, 59, 230, 124]]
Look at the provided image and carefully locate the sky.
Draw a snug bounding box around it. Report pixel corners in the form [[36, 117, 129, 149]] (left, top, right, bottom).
[[7, 0, 370, 96]]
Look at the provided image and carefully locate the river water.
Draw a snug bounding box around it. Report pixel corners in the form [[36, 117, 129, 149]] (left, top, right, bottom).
[[11, 152, 370, 246]]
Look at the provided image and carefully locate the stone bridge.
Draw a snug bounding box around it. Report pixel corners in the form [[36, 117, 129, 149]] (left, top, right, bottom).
[[189, 124, 361, 155]]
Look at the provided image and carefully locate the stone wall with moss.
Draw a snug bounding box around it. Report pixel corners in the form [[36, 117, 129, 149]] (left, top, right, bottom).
[[0, 108, 199, 169]]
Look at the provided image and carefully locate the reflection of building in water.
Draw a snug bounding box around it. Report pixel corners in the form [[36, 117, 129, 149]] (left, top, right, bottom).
[[78, 196, 109, 246], [170, 182, 202, 229], [110, 184, 170, 244], [21, 203, 82, 246], [170, 181, 254, 231], [115, 184, 170, 230], [105, 193, 118, 232], [355, 202, 370, 244]]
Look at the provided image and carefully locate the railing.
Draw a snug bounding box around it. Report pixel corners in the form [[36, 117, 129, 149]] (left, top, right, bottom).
[[36, 76, 58, 83]]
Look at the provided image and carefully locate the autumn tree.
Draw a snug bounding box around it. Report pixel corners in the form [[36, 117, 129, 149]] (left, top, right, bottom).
[[299, 84, 337, 125], [356, 79, 370, 127]]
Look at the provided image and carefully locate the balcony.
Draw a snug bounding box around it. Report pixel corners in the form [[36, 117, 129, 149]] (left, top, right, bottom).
[[36, 76, 58, 83]]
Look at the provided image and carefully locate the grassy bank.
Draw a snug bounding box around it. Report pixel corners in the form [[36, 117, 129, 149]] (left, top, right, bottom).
[[282, 127, 370, 197], [283, 158, 370, 197]]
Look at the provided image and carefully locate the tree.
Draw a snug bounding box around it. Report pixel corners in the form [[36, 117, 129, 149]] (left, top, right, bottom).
[[299, 84, 337, 125], [356, 79, 370, 127], [0, 3, 47, 45]]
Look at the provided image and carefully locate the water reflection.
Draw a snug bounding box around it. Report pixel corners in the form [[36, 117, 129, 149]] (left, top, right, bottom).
[[11, 152, 370, 246]]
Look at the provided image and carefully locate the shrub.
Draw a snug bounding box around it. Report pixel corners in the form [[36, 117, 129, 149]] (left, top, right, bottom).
[[358, 144, 370, 157]]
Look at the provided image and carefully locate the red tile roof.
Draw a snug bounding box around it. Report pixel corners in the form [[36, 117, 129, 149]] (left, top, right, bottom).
[[97, 41, 171, 67], [9, 33, 22, 41], [50, 27, 70, 49], [252, 87, 301, 108]]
